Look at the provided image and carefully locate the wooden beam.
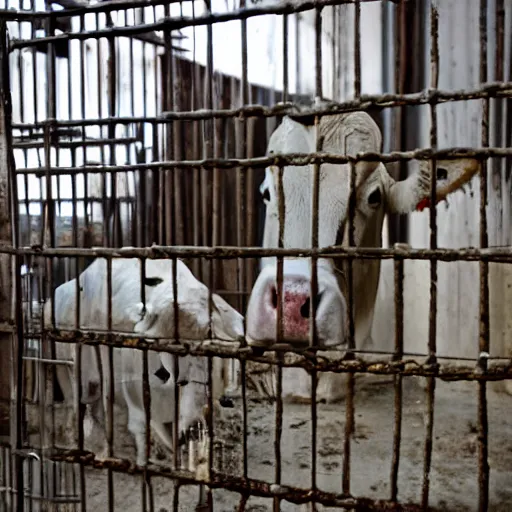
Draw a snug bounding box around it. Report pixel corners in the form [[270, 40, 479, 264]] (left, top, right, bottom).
[[0, 20, 14, 440]]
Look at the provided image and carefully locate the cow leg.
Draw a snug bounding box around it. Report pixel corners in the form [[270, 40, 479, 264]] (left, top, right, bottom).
[[55, 361, 78, 447], [281, 369, 349, 404], [126, 406, 150, 466], [282, 367, 314, 404], [150, 421, 174, 455], [93, 346, 112, 461], [222, 359, 242, 399], [316, 373, 348, 403]]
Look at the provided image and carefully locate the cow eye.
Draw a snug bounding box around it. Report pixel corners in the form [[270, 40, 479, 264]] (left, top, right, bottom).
[[368, 188, 382, 207], [262, 188, 271, 202], [144, 277, 163, 287], [437, 167, 448, 180]]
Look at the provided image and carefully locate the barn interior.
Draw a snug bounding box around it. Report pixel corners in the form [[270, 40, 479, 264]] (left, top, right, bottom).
[[0, 0, 512, 511]]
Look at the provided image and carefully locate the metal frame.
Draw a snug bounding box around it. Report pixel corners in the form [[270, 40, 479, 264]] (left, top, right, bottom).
[[0, 0, 509, 511]]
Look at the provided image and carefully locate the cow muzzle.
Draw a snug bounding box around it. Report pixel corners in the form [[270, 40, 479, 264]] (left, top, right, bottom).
[[245, 258, 348, 350]]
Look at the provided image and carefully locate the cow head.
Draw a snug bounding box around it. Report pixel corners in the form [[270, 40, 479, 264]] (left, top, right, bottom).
[[130, 266, 244, 436], [245, 111, 480, 349]]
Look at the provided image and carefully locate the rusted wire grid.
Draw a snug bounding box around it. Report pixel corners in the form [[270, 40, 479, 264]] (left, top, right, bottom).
[[5, 4, 512, 512], [8, 36, 272, 512], [14, 146, 512, 179], [30, 329, 512, 380], [3, 0, 399, 20], [38, 445, 500, 512], [3, 0, 399, 30], [8, 81, 512, 128], [8, 245, 512, 263]]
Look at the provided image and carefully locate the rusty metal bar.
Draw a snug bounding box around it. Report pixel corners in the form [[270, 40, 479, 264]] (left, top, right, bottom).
[[421, 5, 439, 508], [14, 146, 502, 176], [105, 256, 115, 512], [33, 329, 512, 378], [5, 0, 398, 30], [44, 448, 466, 512], [8, 244, 512, 262], [272, 163, 285, 512], [478, 0, 490, 510], [2, 0, 392, 22], [4, 81, 509, 129], [390, 258, 404, 502]]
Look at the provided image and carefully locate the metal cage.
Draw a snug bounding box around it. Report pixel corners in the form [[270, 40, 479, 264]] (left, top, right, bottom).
[[0, 0, 512, 511]]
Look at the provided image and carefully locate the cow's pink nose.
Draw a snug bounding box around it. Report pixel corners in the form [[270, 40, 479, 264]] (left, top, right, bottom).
[[269, 286, 323, 341]]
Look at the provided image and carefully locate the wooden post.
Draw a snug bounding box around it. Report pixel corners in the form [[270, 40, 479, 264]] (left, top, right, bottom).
[[0, 20, 24, 512], [0, 20, 14, 441]]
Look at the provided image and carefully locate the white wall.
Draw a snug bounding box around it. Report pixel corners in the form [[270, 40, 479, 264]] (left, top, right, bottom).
[[8, 2, 160, 220], [371, 0, 512, 394]]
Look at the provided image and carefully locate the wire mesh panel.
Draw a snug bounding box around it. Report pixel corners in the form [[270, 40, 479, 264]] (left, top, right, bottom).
[[0, 0, 512, 511]]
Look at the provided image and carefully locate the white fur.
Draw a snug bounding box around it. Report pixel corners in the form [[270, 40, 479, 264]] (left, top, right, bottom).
[[246, 110, 480, 403], [44, 257, 244, 465]]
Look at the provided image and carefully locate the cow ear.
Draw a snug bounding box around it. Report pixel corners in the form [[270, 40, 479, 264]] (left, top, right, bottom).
[[210, 293, 244, 342], [132, 303, 159, 335], [386, 157, 481, 214]]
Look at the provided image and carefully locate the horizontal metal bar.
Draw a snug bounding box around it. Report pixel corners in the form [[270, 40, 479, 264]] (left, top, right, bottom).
[[10, 37, 185, 52], [35, 329, 512, 381], [21, 356, 73, 366], [2, 243, 512, 262], [10, 82, 512, 128], [22, 332, 512, 363], [4, 0, 397, 26], [46, 448, 459, 511], [13, 146, 512, 177], [18, 198, 136, 205], [13, 136, 140, 149]]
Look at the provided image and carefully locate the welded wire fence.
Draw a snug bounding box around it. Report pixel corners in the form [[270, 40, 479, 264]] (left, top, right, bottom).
[[0, 0, 511, 511]]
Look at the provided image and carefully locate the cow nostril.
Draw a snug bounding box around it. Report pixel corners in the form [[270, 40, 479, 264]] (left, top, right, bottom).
[[300, 293, 323, 319], [271, 287, 278, 309], [300, 297, 310, 318]]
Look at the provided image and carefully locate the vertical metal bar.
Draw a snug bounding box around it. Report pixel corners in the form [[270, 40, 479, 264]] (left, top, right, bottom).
[[273, 165, 284, 512], [422, 5, 439, 509], [390, 258, 404, 501], [78, 17, 88, 509], [142, 347, 154, 512], [353, 0, 361, 98], [478, 1, 490, 510], [308, 8, 324, 509], [341, 1, 361, 494], [163, 2, 174, 248], [42, 7, 58, 502], [172, 256, 180, 472], [282, 14, 289, 103], [204, 3, 215, 509], [295, 12, 301, 98], [106, 256, 114, 512], [342, 160, 356, 497], [237, 0, 249, 325]]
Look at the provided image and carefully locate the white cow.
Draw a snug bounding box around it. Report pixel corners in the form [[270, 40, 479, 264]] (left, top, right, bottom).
[[245, 109, 480, 403], [44, 257, 244, 465]]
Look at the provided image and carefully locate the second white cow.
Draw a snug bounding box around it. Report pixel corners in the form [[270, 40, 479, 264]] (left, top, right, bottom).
[[44, 256, 244, 465]]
